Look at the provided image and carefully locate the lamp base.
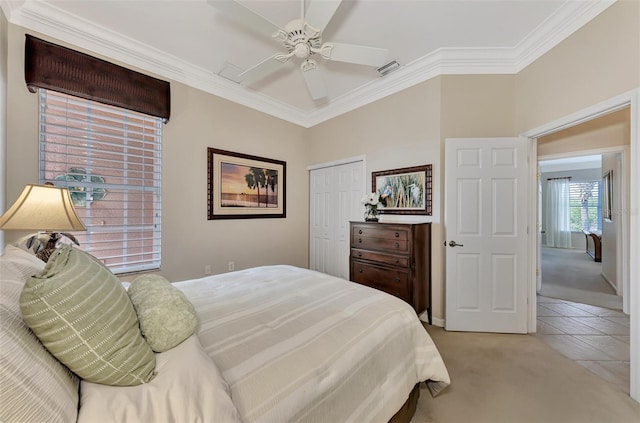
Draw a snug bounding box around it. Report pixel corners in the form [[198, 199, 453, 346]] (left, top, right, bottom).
[[35, 235, 60, 262], [36, 248, 57, 262]]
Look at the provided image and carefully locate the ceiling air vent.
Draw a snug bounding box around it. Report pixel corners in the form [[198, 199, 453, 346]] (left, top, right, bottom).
[[377, 61, 400, 76]]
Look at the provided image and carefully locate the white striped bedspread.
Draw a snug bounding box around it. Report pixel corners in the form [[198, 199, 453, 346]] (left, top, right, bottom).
[[176, 265, 450, 423]]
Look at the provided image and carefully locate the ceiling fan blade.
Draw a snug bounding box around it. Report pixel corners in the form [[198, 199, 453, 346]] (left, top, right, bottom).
[[304, 0, 342, 33], [318, 42, 389, 67], [300, 59, 326, 100], [239, 54, 286, 85], [208, 0, 286, 40]]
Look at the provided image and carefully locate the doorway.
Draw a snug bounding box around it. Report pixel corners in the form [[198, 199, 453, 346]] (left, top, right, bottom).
[[523, 90, 638, 402], [538, 152, 624, 310], [536, 151, 630, 393]]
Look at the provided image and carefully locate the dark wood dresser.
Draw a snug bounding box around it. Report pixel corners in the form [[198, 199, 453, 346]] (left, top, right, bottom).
[[349, 221, 431, 323]]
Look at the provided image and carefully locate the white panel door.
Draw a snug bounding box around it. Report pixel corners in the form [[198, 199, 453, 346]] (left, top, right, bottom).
[[445, 138, 529, 333], [309, 167, 333, 274], [334, 163, 364, 280], [309, 161, 363, 278]]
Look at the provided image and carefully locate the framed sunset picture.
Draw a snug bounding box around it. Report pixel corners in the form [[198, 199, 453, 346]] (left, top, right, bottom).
[[208, 148, 286, 219]]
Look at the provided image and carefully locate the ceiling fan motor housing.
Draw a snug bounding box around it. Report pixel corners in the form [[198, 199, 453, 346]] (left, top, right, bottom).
[[283, 19, 321, 59]]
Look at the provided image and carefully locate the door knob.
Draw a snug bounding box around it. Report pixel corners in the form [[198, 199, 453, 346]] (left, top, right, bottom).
[[448, 241, 464, 247]]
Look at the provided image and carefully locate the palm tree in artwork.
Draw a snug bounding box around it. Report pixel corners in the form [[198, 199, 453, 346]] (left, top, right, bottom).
[[245, 167, 266, 206], [265, 169, 278, 207]]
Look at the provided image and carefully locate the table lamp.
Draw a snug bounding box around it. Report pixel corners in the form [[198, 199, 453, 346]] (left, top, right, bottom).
[[0, 184, 86, 261]]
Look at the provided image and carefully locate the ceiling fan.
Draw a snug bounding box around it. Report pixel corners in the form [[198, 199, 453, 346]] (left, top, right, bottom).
[[209, 0, 389, 100]]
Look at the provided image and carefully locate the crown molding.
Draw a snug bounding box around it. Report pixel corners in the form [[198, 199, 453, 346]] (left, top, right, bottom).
[[512, 0, 617, 72], [1, 0, 616, 128], [305, 0, 616, 126], [305, 46, 517, 127], [2, 0, 312, 127]]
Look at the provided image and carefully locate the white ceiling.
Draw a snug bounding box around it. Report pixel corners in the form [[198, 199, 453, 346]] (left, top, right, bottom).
[[539, 155, 602, 173], [2, 0, 615, 127]]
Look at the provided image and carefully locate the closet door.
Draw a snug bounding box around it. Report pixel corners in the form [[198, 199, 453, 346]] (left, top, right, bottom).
[[310, 160, 364, 279], [310, 167, 333, 275]]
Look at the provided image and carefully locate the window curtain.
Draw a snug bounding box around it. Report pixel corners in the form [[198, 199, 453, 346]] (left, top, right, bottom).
[[545, 178, 572, 248], [24, 35, 170, 122]]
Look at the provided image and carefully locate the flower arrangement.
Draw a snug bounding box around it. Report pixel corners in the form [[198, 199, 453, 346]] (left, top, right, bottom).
[[361, 193, 381, 222]]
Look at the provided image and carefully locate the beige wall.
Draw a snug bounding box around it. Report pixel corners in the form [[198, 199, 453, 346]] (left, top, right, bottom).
[[3, 25, 311, 281], [537, 108, 630, 157], [515, 0, 640, 133], [1, 9, 7, 248]]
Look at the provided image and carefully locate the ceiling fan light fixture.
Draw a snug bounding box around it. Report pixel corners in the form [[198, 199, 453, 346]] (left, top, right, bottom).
[[294, 43, 310, 59], [377, 60, 400, 76]]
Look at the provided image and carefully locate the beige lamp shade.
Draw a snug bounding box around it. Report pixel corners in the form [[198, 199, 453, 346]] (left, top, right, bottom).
[[0, 184, 86, 231]]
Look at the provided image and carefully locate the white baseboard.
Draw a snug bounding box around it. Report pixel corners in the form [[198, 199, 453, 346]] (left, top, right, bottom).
[[419, 312, 445, 327], [431, 316, 445, 327], [601, 272, 619, 295]]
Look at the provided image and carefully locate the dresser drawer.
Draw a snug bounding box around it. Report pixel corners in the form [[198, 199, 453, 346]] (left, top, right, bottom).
[[352, 225, 409, 241], [350, 260, 411, 303], [351, 248, 410, 267], [352, 235, 408, 253]]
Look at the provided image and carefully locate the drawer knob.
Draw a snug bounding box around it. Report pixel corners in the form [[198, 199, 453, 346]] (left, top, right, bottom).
[[358, 238, 363, 243], [358, 252, 362, 257], [358, 229, 363, 234], [395, 277, 400, 282], [395, 242, 399, 248], [395, 232, 399, 238], [359, 268, 363, 273]]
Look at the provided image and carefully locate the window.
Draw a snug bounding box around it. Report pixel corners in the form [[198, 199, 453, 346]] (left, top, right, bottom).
[[569, 180, 601, 233], [39, 90, 162, 273]]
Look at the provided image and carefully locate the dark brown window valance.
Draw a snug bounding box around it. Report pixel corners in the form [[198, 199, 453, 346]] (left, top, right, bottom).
[[24, 35, 170, 122]]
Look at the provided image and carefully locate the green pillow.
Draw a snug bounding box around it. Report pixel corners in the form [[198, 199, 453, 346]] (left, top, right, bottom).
[[20, 244, 156, 386], [128, 275, 198, 352]]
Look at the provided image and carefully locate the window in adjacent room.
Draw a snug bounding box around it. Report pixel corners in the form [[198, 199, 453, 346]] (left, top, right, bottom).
[[569, 180, 601, 233], [39, 89, 162, 274]]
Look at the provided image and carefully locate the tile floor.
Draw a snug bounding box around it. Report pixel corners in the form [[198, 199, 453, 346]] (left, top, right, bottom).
[[535, 295, 630, 393]]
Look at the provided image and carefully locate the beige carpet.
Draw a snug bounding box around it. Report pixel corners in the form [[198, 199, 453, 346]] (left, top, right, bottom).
[[540, 247, 622, 310], [412, 326, 640, 423]]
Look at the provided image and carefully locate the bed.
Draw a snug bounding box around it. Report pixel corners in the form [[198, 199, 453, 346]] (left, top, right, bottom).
[[1, 245, 450, 423]]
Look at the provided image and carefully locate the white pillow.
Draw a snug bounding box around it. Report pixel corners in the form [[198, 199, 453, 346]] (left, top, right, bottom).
[[0, 245, 80, 423], [78, 335, 242, 423]]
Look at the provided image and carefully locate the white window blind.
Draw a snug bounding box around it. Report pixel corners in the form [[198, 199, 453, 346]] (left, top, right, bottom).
[[569, 180, 601, 233], [39, 90, 162, 274]]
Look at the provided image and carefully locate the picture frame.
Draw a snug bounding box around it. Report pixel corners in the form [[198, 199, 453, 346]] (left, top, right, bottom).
[[208, 148, 286, 220], [602, 170, 612, 221], [372, 164, 432, 215]]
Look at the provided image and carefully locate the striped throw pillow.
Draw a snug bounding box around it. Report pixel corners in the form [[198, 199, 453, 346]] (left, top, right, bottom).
[[0, 245, 79, 423], [20, 244, 156, 386]]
